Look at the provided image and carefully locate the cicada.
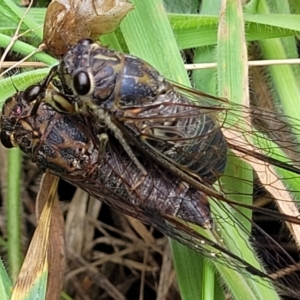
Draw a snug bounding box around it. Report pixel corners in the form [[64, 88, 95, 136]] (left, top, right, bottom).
[[40, 39, 300, 222], [41, 39, 300, 184], [37, 39, 231, 193], [2, 81, 300, 299], [0, 84, 212, 228]]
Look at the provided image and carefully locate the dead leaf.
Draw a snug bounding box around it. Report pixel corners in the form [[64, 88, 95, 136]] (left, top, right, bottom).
[[43, 0, 133, 57], [35, 173, 66, 300], [12, 173, 59, 299], [65, 188, 89, 254]]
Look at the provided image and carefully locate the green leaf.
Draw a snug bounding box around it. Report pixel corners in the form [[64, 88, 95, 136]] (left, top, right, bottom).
[[0, 259, 12, 300]]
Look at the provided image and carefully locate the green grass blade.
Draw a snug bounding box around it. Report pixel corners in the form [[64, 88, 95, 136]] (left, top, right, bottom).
[[0, 0, 43, 39], [192, 1, 221, 298], [0, 258, 12, 300], [256, 0, 300, 123], [169, 13, 300, 49], [6, 148, 22, 283], [0, 33, 56, 65], [0, 68, 51, 107]]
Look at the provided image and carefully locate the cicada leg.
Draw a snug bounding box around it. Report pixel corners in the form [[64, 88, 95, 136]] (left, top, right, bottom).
[[115, 133, 147, 191], [97, 109, 148, 191], [97, 133, 109, 163], [41, 65, 59, 87]]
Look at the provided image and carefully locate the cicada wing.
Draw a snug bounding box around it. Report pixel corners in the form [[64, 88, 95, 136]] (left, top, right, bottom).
[[61, 173, 300, 299]]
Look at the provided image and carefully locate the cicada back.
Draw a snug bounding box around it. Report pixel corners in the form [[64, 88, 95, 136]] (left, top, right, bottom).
[[50, 39, 229, 185]]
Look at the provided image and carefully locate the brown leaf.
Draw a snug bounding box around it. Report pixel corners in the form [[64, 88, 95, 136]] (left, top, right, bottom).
[[43, 0, 133, 57], [157, 242, 175, 300], [36, 173, 66, 300], [12, 173, 59, 299], [65, 188, 89, 254]]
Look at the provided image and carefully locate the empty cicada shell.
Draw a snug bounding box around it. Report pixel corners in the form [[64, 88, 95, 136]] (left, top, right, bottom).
[[43, 0, 133, 57]]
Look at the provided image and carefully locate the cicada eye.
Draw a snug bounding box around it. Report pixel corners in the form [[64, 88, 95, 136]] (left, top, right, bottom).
[[12, 105, 22, 116], [73, 69, 91, 95], [78, 38, 93, 47], [23, 85, 43, 103], [0, 131, 13, 149]]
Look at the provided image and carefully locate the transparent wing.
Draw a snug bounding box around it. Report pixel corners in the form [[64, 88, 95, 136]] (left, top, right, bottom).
[[68, 140, 300, 299]]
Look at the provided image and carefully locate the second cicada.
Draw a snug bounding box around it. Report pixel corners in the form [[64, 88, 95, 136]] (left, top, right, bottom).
[[0, 82, 214, 229], [1, 82, 300, 299]]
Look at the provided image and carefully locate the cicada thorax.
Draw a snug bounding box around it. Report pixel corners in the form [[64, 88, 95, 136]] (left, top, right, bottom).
[[0, 87, 212, 228], [58, 39, 228, 184]]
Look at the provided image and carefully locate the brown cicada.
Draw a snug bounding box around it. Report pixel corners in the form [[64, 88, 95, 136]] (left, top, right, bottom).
[[40, 39, 300, 213], [2, 77, 300, 298], [37, 39, 229, 190]]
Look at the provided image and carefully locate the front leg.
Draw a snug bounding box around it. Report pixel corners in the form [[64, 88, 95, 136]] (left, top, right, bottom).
[[98, 109, 148, 191]]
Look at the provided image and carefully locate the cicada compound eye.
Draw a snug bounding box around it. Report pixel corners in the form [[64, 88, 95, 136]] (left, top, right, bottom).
[[0, 131, 13, 149], [2, 95, 24, 119], [23, 85, 43, 103], [73, 69, 91, 96]]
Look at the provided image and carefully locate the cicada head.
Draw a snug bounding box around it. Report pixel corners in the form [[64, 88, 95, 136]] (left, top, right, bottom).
[[57, 38, 126, 110], [58, 38, 95, 96], [0, 86, 38, 149], [0, 85, 53, 153], [0, 92, 32, 148]]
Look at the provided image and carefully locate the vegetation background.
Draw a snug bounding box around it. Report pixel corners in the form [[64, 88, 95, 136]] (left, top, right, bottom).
[[0, 0, 300, 299]]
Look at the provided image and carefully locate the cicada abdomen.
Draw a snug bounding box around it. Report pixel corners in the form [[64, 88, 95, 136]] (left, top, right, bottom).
[[54, 39, 228, 184]]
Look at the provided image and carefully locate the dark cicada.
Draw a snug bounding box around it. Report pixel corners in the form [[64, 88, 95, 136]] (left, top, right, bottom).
[[42, 39, 300, 233], [44, 39, 300, 193], [44, 38, 228, 190], [1, 85, 211, 228], [2, 83, 300, 299]]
